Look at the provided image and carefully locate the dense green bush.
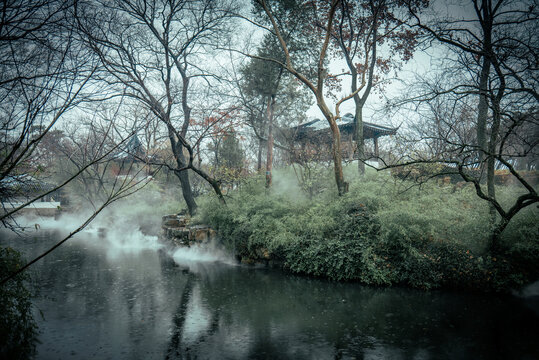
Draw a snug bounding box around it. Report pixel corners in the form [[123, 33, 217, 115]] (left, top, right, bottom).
[[196, 171, 538, 292]]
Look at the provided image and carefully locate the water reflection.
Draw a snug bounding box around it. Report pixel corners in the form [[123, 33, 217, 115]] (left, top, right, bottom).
[[1, 230, 538, 359], [163, 264, 539, 360]]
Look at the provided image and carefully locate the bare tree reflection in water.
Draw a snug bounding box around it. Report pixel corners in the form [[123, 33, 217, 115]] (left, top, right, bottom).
[[160, 263, 539, 360], [166, 272, 195, 360], [165, 269, 223, 360]]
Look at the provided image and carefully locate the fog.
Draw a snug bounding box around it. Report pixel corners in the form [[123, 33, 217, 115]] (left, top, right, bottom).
[[12, 188, 236, 268]]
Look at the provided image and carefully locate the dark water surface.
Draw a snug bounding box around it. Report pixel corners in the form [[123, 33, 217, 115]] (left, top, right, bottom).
[[2, 229, 539, 360]]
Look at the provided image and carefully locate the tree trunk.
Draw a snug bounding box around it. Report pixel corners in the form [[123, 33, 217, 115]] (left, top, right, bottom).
[[259, 0, 345, 194], [486, 155, 496, 222], [329, 115, 348, 196], [257, 137, 263, 172], [265, 95, 275, 188], [476, 0, 492, 166], [196, 142, 201, 168], [317, 99, 348, 196], [214, 138, 221, 168], [476, 55, 490, 164], [351, 13, 377, 177], [347, 57, 365, 175], [487, 103, 502, 224], [354, 100, 365, 175], [175, 148, 197, 216], [178, 68, 197, 215], [190, 166, 226, 205]]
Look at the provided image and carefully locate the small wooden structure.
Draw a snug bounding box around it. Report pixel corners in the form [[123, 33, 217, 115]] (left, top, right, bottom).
[[286, 113, 397, 162]]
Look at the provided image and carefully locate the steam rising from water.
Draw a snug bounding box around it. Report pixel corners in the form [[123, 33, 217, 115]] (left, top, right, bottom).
[[172, 243, 235, 265], [13, 200, 235, 266]]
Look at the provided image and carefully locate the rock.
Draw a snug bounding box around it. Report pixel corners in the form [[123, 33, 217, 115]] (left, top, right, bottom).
[[162, 214, 178, 222], [194, 228, 208, 243], [162, 214, 191, 229], [178, 216, 190, 227], [163, 218, 182, 228], [167, 228, 189, 239], [188, 225, 211, 243], [255, 248, 271, 260], [160, 214, 217, 248]]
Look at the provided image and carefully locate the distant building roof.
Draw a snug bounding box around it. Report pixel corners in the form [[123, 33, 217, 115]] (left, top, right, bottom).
[[0, 175, 56, 197], [115, 134, 146, 161], [127, 134, 143, 154], [290, 113, 397, 141]]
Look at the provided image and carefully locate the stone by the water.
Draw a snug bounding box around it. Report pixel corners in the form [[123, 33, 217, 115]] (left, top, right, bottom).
[[160, 214, 217, 248]]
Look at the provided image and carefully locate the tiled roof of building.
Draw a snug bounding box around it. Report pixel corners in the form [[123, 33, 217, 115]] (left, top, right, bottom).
[[290, 113, 397, 140]]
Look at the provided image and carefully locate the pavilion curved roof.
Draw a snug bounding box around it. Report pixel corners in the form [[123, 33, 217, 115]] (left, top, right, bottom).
[[289, 113, 397, 141]]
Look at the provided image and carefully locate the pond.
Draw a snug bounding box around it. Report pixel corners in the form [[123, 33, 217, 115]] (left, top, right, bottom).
[[1, 226, 538, 360]]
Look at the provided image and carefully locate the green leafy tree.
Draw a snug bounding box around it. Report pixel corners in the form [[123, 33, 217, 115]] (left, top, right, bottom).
[[242, 1, 316, 188]]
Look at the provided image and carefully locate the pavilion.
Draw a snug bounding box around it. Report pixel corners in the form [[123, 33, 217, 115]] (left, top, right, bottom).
[[286, 113, 397, 162]]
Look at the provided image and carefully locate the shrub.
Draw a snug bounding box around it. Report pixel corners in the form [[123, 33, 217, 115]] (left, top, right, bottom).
[[0, 247, 38, 359], [196, 170, 538, 292]]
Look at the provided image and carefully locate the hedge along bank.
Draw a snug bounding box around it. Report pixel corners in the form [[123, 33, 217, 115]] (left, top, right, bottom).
[[194, 175, 538, 292]]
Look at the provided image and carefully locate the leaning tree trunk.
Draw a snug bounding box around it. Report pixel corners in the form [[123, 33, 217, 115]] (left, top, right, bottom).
[[175, 147, 197, 216], [328, 115, 348, 196]]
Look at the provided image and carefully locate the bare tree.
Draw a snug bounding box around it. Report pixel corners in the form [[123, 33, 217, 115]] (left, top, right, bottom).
[[0, 0, 100, 225], [330, 0, 423, 175], [381, 0, 538, 249], [75, 0, 237, 215]]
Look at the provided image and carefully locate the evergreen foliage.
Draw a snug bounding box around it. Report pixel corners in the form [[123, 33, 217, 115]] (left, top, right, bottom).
[[218, 132, 244, 170]]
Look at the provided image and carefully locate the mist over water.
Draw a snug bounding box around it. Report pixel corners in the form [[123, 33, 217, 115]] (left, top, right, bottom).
[[172, 244, 236, 266], [12, 198, 235, 266]]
